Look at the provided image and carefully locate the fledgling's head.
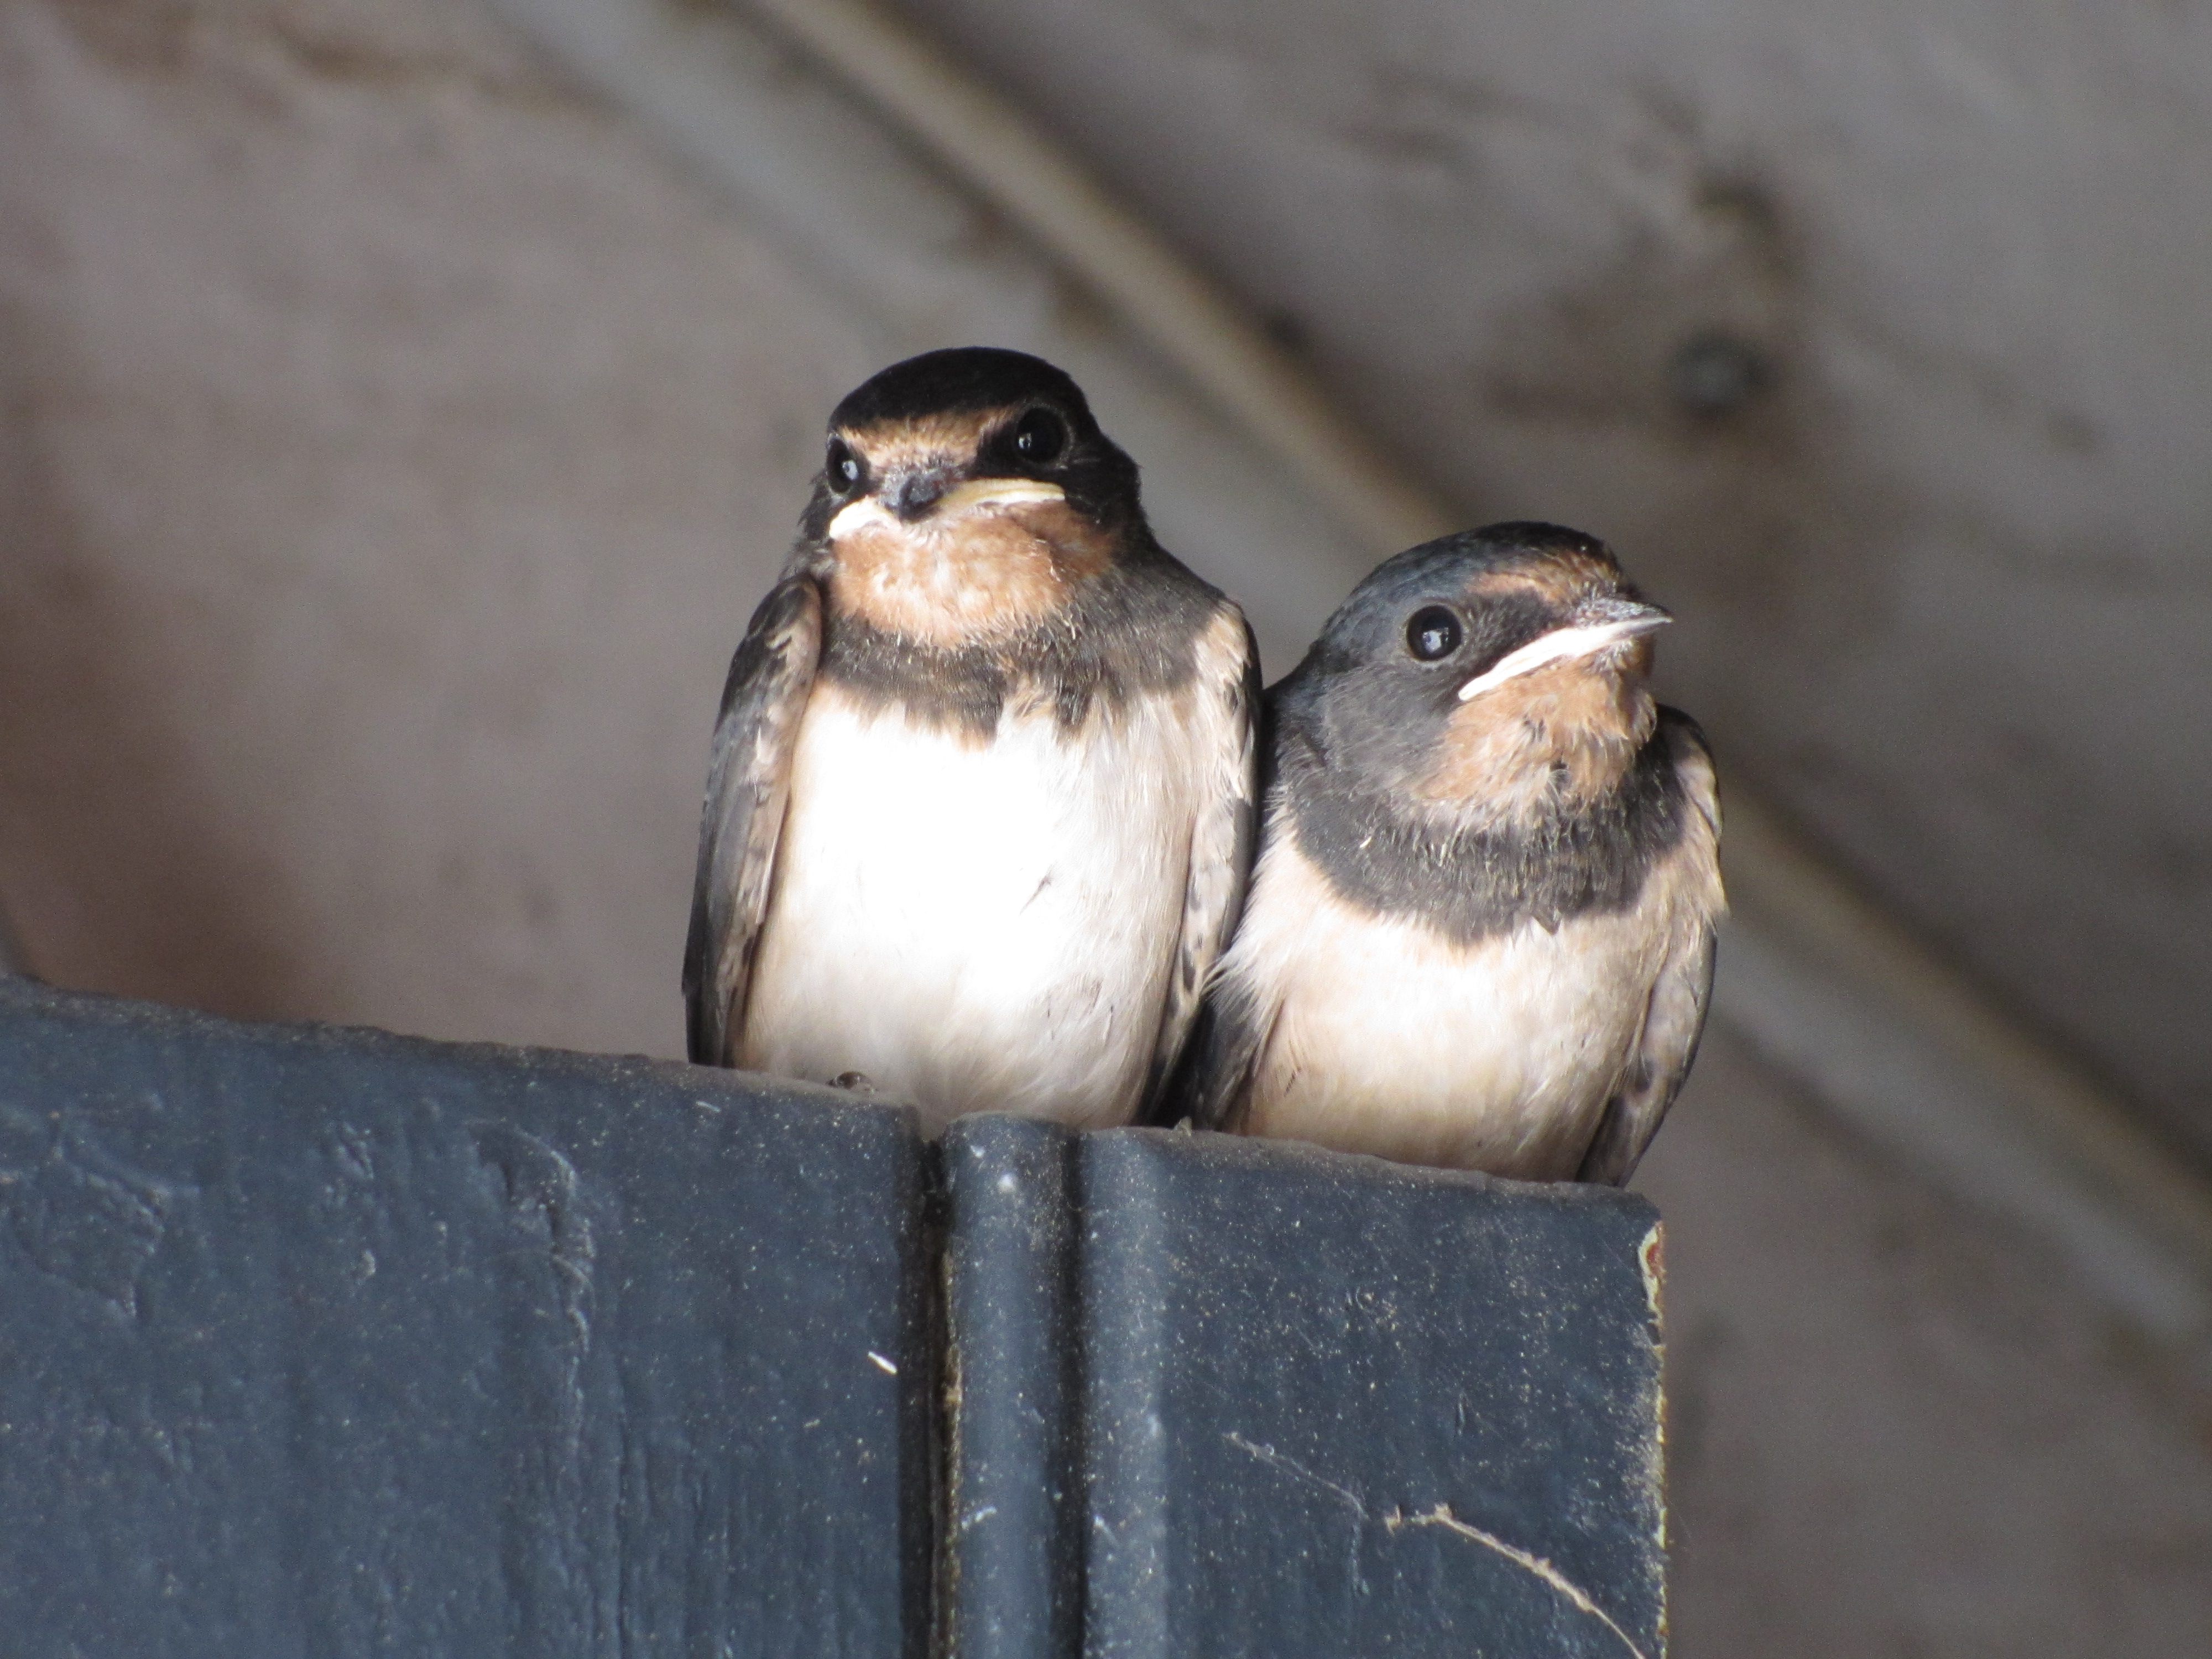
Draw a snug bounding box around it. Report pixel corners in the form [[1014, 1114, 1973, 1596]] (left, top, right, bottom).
[[1281, 523, 1671, 826], [801, 348, 1144, 643]]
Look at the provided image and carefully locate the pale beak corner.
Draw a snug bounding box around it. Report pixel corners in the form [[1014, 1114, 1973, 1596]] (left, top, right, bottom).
[[827, 472, 1067, 540], [1457, 597, 1671, 702], [933, 476, 1067, 513]]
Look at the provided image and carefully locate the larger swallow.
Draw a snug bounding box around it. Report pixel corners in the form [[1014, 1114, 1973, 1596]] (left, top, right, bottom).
[[685, 347, 1258, 1130], [1170, 523, 1723, 1183]]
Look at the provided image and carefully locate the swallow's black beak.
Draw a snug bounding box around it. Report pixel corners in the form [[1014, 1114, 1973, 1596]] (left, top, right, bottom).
[[1572, 592, 1672, 637], [884, 464, 957, 522]]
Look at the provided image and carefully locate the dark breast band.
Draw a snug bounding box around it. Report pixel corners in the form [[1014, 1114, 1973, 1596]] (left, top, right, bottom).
[[1282, 710, 1700, 943], [815, 546, 1224, 740]]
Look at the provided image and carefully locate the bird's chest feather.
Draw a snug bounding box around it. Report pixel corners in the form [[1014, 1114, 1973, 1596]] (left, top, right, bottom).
[[743, 681, 1199, 1126], [1228, 839, 1677, 1176]]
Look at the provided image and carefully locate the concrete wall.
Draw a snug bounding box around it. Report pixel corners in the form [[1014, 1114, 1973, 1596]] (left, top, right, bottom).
[[3, 1, 2209, 1649], [1, 0, 868, 1053], [1642, 1031, 2212, 1655]]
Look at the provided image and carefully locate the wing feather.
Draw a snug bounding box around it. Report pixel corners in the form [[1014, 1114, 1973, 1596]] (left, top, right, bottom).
[[1135, 606, 1261, 1123], [682, 576, 823, 1066], [1157, 964, 1277, 1133], [1578, 710, 1725, 1184]]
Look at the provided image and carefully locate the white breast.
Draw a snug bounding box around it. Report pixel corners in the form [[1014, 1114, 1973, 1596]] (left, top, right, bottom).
[[740, 681, 1202, 1130], [1225, 838, 1680, 1178]]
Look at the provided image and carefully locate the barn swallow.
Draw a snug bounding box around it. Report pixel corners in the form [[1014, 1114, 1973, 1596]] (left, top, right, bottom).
[[1168, 523, 1723, 1184], [684, 347, 1259, 1130]]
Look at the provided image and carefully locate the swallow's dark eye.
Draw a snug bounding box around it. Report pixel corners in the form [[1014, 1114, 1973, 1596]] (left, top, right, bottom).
[[1406, 606, 1463, 661], [825, 438, 863, 491], [1011, 407, 1068, 466]]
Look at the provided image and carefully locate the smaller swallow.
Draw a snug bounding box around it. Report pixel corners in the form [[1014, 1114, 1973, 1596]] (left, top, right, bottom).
[[1168, 523, 1723, 1184]]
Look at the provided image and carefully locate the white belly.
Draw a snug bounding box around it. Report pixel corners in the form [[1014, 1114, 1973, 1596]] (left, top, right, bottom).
[[741, 682, 1200, 1130], [1229, 840, 1671, 1178]]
